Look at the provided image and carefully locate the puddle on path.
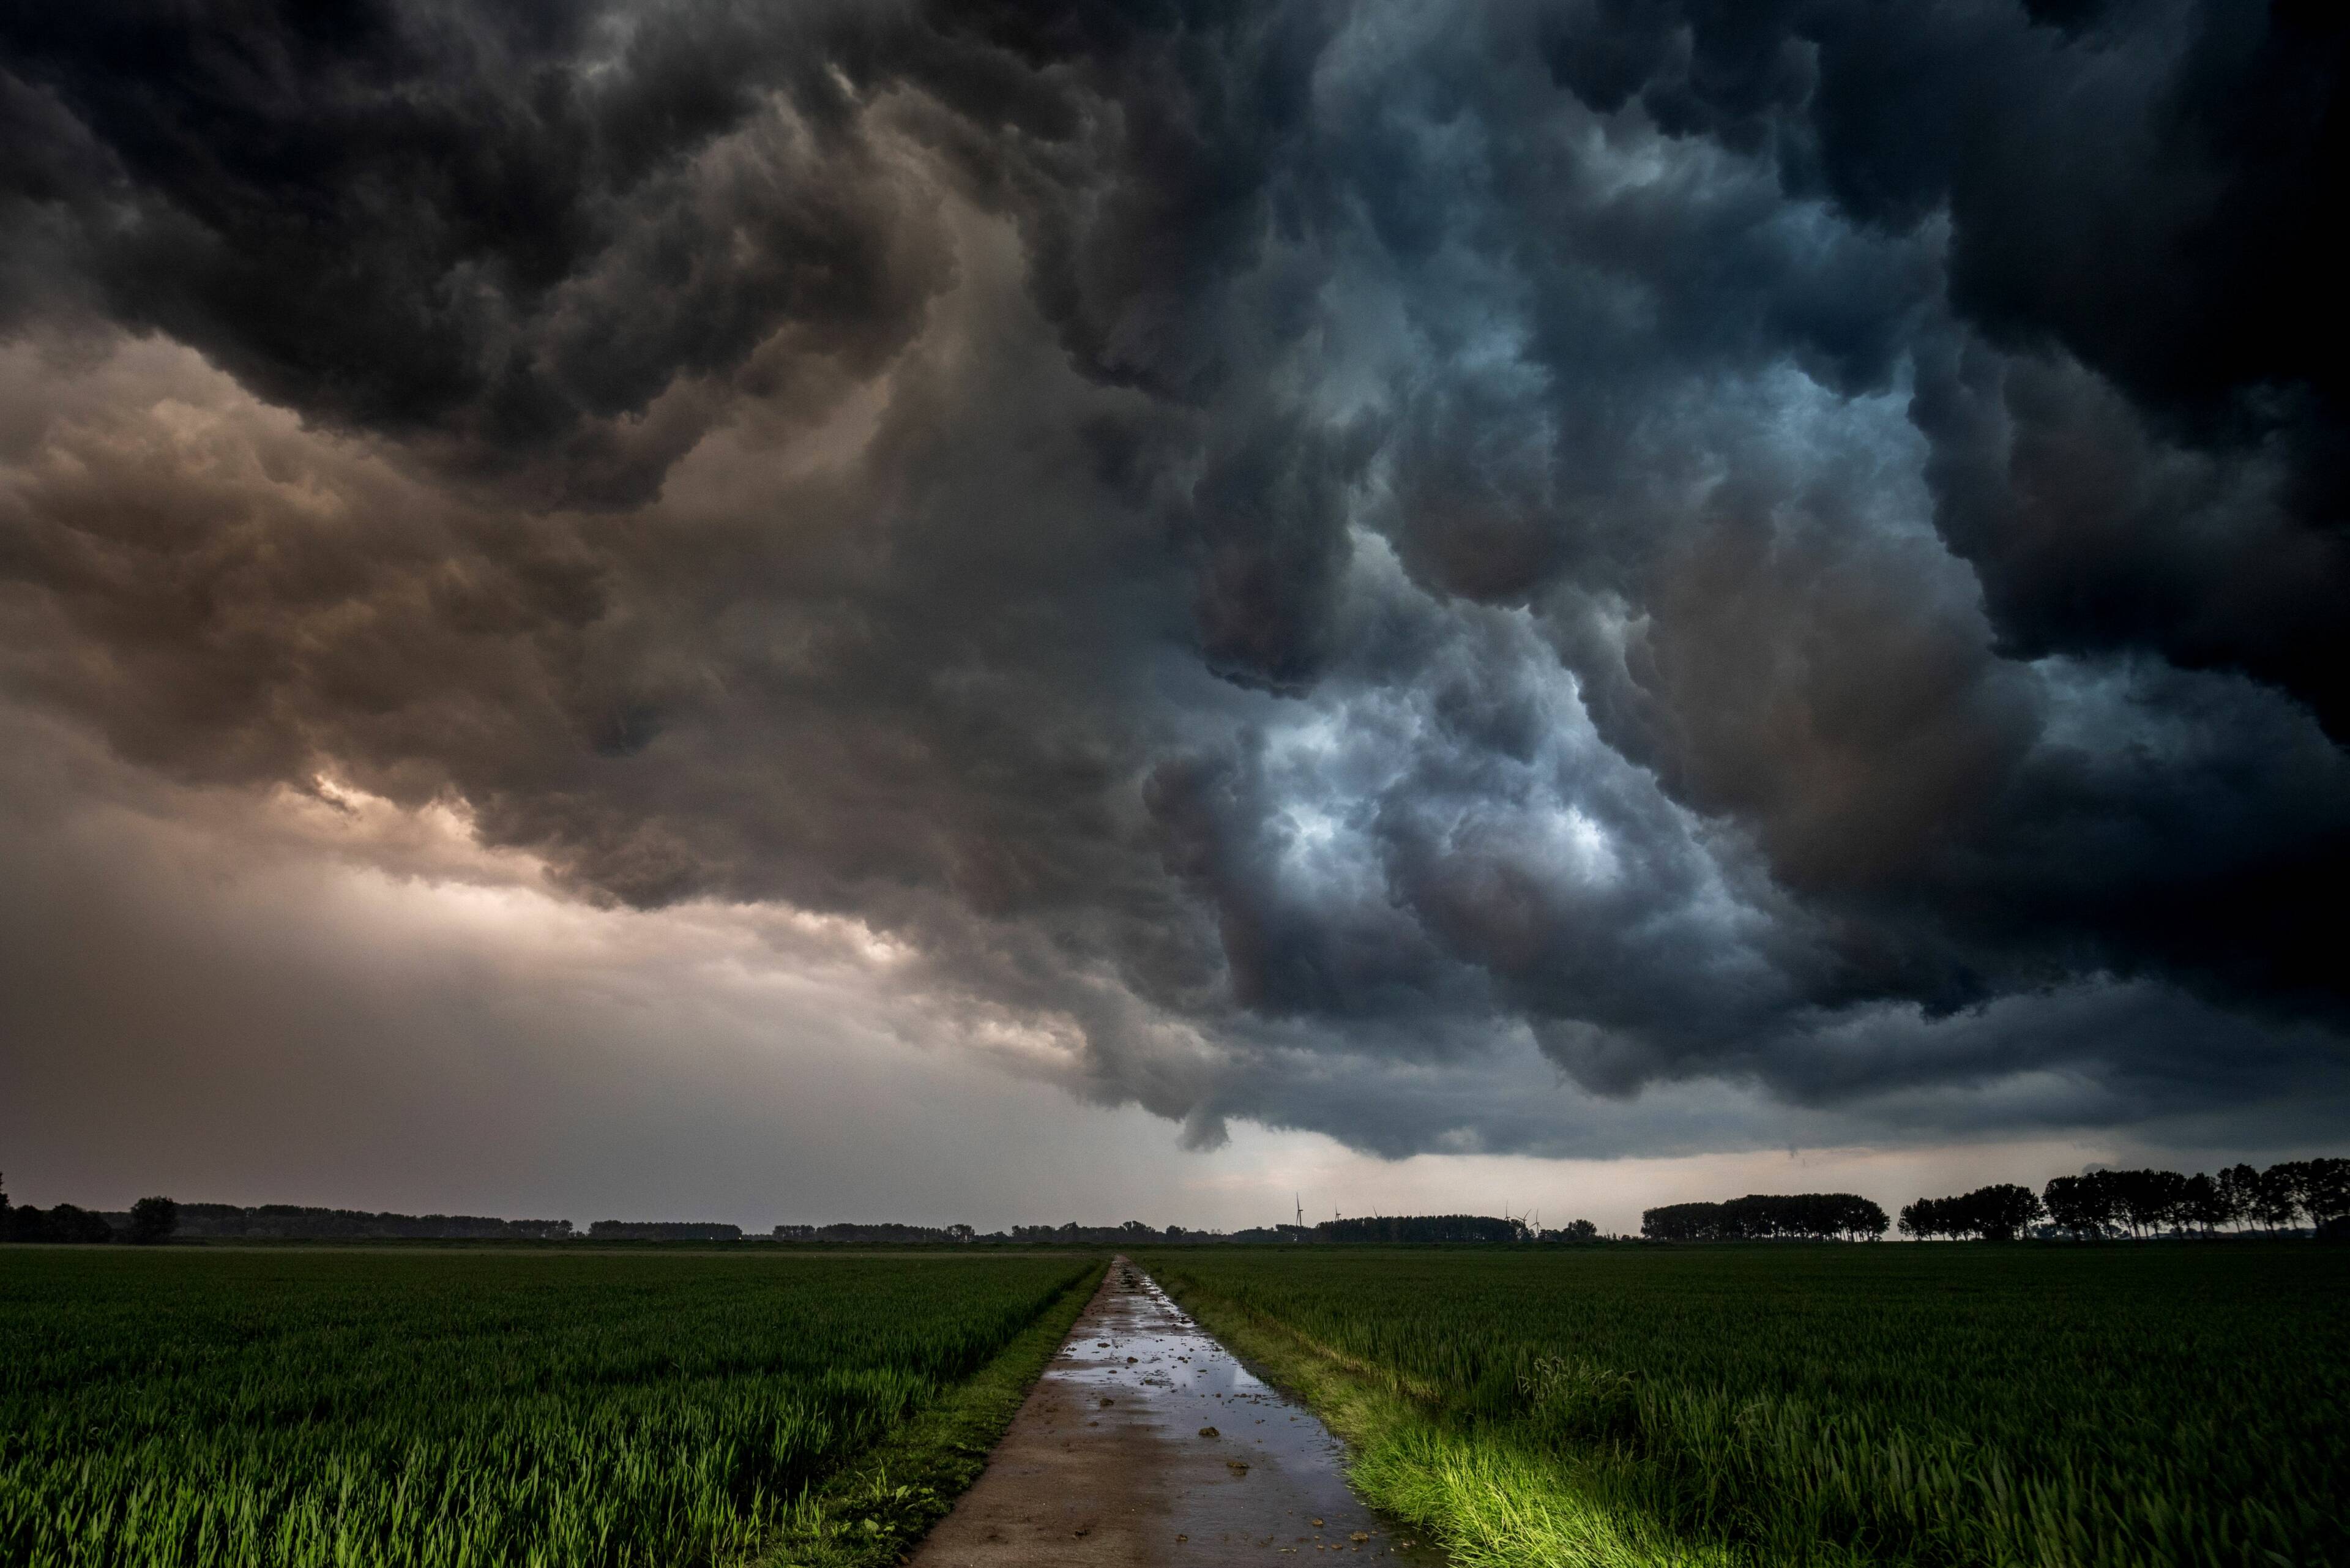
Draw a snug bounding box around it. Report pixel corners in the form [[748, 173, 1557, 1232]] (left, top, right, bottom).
[[1041, 1260, 1448, 1562], [912, 1258, 1447, 1565]]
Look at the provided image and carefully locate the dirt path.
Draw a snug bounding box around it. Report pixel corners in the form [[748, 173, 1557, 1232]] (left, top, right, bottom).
[[907, 1257, 1443, 1566]]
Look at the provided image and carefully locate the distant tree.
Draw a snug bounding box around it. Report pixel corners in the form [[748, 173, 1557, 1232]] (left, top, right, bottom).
[[2180, 1174, 2229, 1236], [1971, 1184, 2046, 1241], [1319, 1214, 1523, 1244], [2269, 1161, 2319, 1230], [1556, 1219, 1598, 1242], [586, 1220, 742, 1242], [2053, 1171, 2128, 1238], [2251, 1165, 2304, 1231], [812, 1222, 963, 1244], [2105, 1172, 2146, 1236], [2155, 1169, 2194, 1233], [2042, 1176, 2092, 1238], [14, 1204, 116, 1244], [129, 1196, 180, 1245], [2111, 1170, 2187, 1237], [1644, 1195, 1883, 1242], [1898, 1198, 1942, 1239], [2215, 1165, 2261, 1232], [2305, 1158, 2350, 1228], [1899, 1186, 2039, 1241]]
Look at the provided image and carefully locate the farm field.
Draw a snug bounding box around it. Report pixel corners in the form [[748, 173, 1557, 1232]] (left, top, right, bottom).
[[0, 1247, 1101, 1568], [1143, 1244, 2349, 1568]]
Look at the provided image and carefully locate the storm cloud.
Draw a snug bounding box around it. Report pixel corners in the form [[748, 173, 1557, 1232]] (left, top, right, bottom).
[[2, 0, 2344, 1166]]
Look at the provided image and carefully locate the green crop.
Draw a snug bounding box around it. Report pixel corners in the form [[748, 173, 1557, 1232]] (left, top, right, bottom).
[[0, 1248, 1095, 1568], [1144, 1244, 2348, 1568]]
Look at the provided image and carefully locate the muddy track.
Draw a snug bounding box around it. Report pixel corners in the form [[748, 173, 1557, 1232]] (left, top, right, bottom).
[[907, 1256, 1442, 1566]]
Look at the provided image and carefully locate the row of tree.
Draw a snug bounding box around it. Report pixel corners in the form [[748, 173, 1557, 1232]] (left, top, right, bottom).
[[174, 1203, 574, 1241], [1, 1181, 179, 1245], [585, 1220, 742, 1241], [1010, 1220, 1222, 1243], [1318, 1214, 1528, 1243], [1642, 1193, 1890, 1241], [777, 1222, 980, 1242], [2, 1180, 580, 1245], [1897, 1184, 2043, 1241], [1903, 1160, 2350, 1240], [17, 1160, 2339, 1250]]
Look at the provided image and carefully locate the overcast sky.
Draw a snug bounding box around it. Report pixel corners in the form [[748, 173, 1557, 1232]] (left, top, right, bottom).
[[2, 0, 2344, 1232]]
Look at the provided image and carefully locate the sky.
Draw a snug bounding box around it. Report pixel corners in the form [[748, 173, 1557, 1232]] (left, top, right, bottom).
[[1, 0, 2344, 1234]]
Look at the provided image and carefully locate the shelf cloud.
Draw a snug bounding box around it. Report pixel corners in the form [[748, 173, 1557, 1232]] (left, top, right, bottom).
[[3, 0, 2344, 1172]]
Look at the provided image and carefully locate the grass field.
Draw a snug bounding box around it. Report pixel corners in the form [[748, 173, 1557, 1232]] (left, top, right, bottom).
[[0, 1247, 1101, 1568], [1143, 1244, 2348, 1568]]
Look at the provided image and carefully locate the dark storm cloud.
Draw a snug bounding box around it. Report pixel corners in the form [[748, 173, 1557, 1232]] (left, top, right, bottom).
[[1, 0, 2345, 1160], [1536, 0, 2350, 731]]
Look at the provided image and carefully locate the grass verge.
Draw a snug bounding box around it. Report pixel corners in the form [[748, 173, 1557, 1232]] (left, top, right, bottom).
[[1154, 1271, 1731, 1568], [752, 1258, 1107, 1568]]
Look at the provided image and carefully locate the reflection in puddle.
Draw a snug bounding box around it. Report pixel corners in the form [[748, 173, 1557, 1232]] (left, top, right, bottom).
[[1045, 1263, 1449, 1562]]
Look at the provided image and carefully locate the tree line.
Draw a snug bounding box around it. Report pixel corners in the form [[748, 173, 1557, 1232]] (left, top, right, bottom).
[[1903, 1160, 2350, 1240], [0, 1182, 575, 1244], [585, 1220, 740, 1241], [1642, 1193, 1890, 1241], [14, 1159, 2339, 1250], [778, 1222, 980, 1242], [179, 1204, 573, 1241], [1318, 1214, 1528, 1243], [2, 1179, 179, 1244], [1895, 1184, 2042, 1241]]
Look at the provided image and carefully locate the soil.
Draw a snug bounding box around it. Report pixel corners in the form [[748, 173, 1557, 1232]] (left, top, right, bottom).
[[906, 1257, 1445, 1566]]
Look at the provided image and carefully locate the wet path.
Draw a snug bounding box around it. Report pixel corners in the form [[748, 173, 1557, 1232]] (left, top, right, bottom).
[[908, 1258, 1445, 1566]]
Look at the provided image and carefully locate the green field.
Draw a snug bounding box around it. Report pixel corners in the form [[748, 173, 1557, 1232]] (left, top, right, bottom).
[[1143, 1244, 2348, 1568], [0, 1248, 1100, 1568]]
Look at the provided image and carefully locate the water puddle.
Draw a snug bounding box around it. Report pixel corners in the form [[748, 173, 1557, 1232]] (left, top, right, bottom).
[[1045, 1261, 1449, 1562]]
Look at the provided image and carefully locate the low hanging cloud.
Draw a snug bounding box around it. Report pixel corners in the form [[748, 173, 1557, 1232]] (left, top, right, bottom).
[[2, 0, 2344, 1162]]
